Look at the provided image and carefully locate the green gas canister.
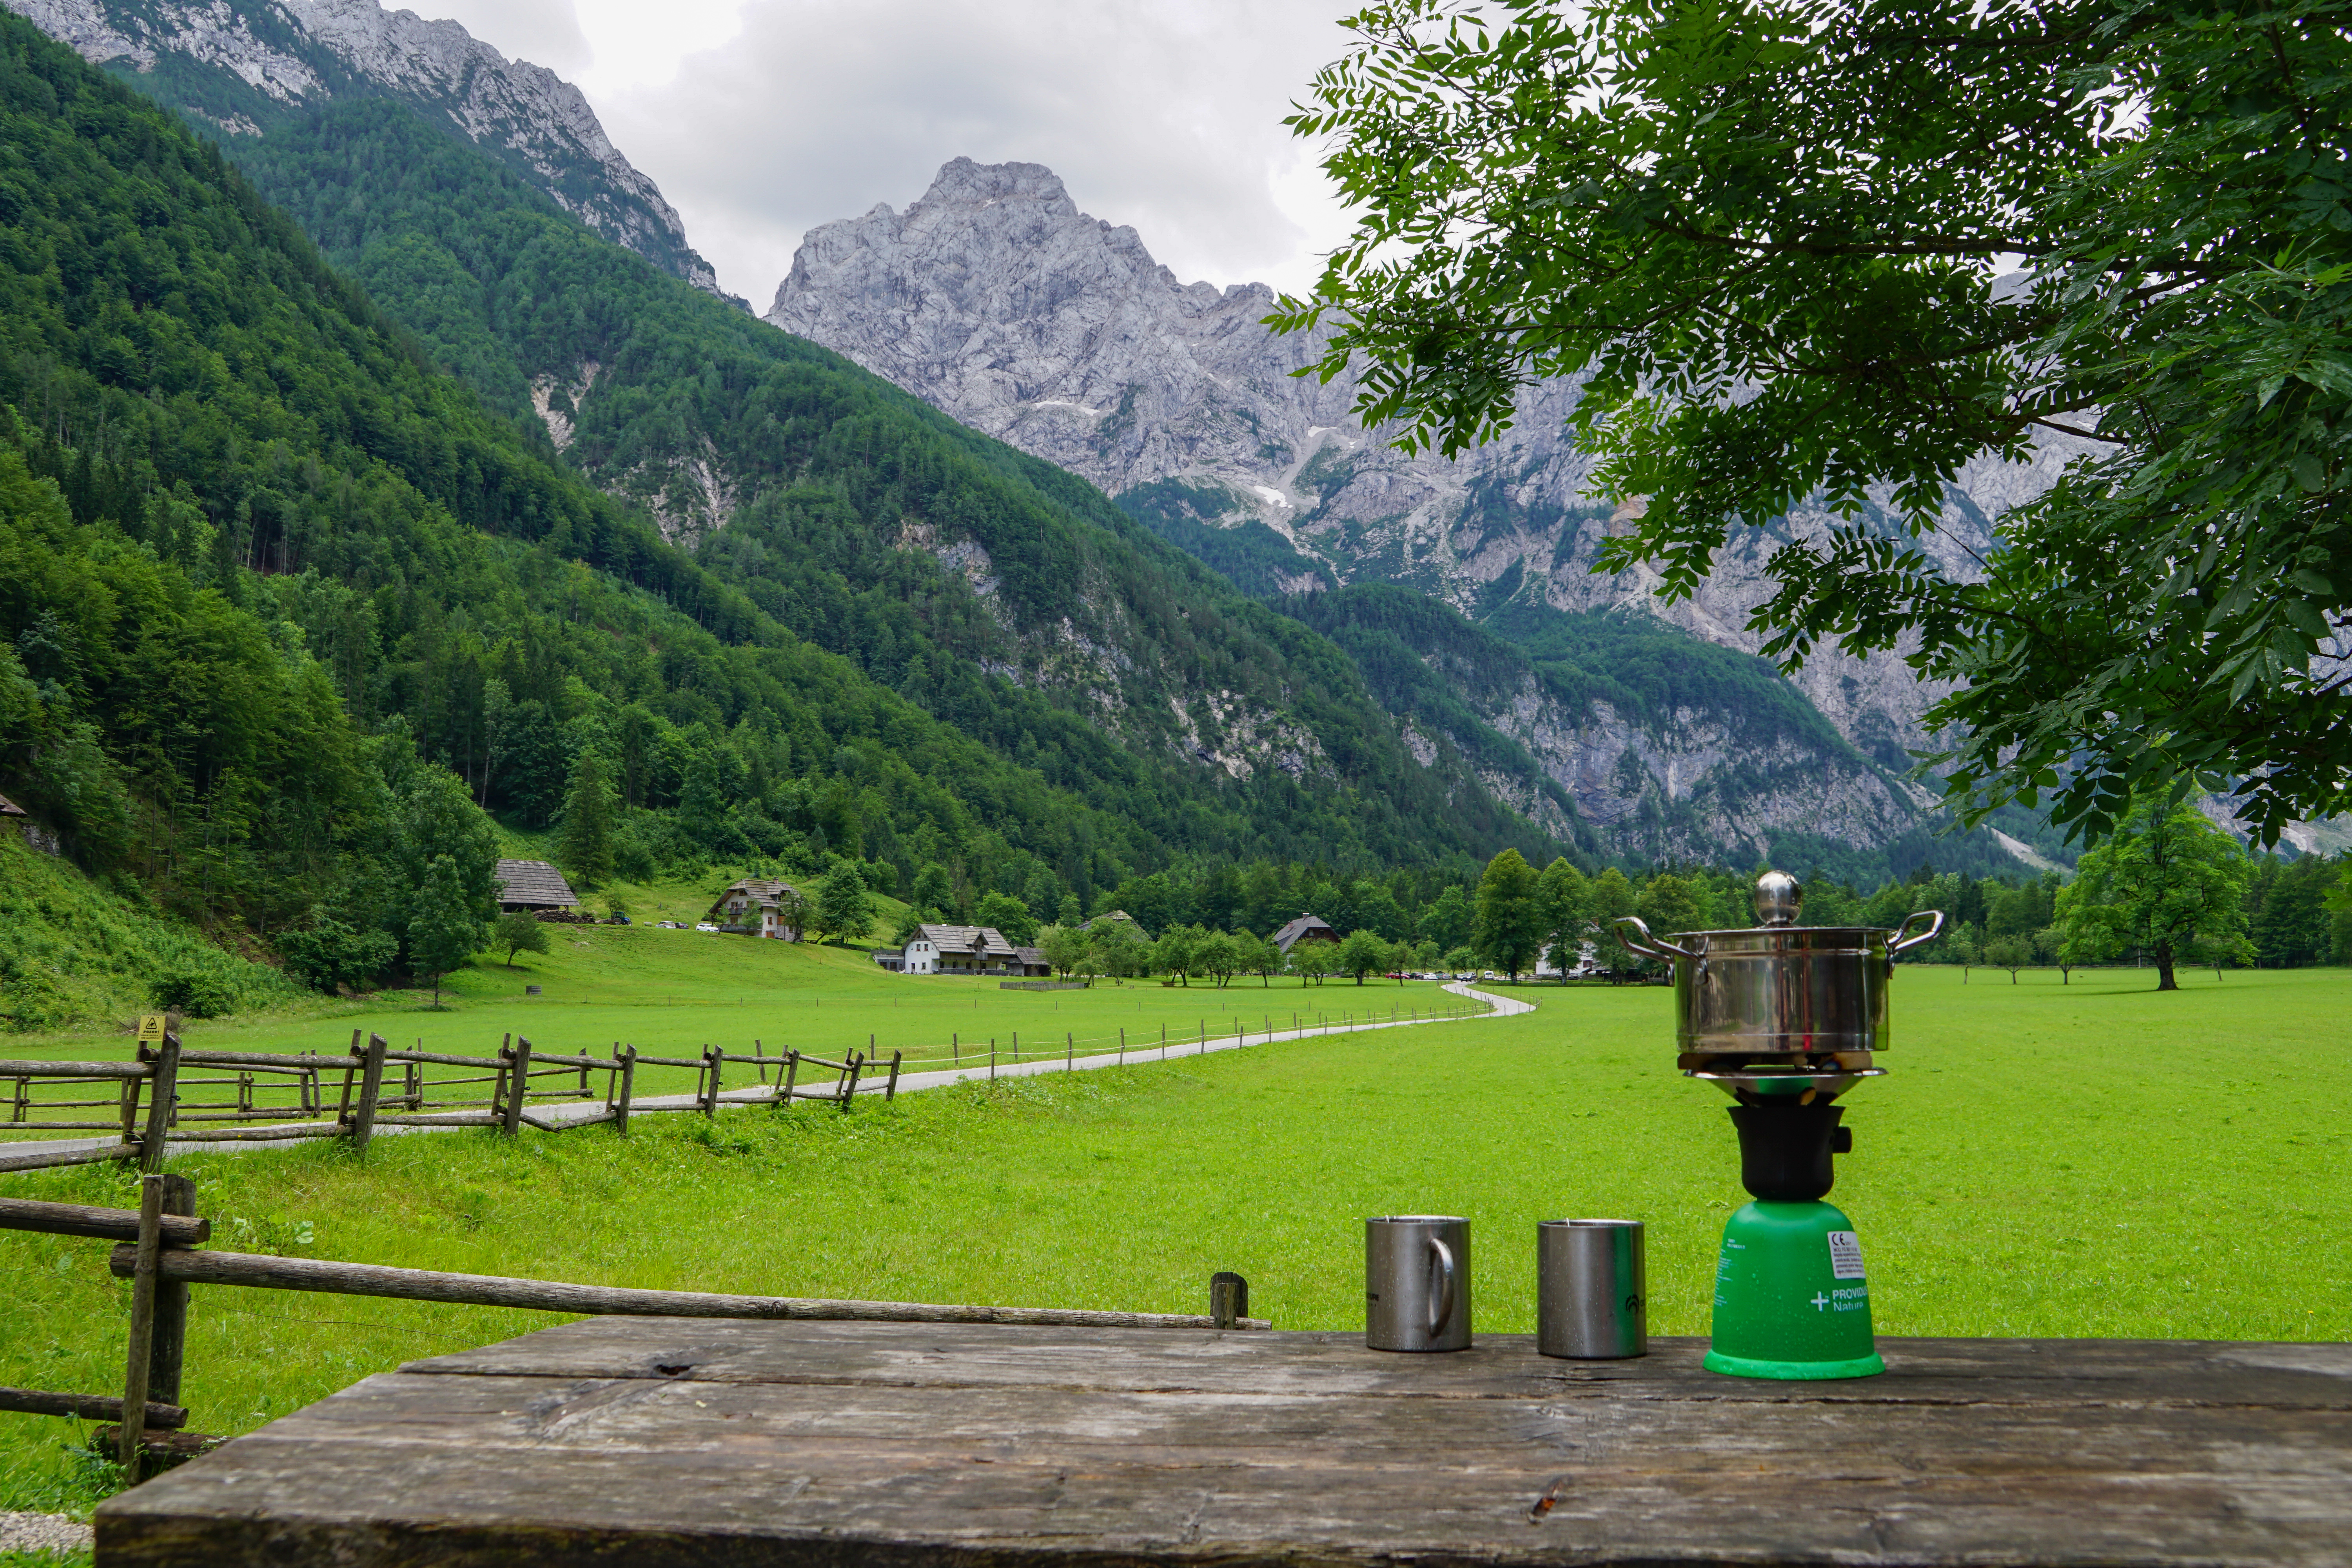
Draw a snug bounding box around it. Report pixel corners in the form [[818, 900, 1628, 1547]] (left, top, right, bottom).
[[1703, 1200, 1884, 1380]]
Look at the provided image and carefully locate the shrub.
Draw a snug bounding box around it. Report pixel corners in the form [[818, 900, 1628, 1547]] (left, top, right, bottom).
[[151, 969, 235, 1018]]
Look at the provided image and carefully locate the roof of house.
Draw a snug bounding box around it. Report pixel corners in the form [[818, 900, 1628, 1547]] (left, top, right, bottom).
[[1086, 909, 1149, 939], [711, 877, 798, 910], [1271, 913, 1339, 953], [0, 792, 25, 818], [494, 858, 579, 908], [1014, 947, 1046, 967], [911, 924, 1019, 959]]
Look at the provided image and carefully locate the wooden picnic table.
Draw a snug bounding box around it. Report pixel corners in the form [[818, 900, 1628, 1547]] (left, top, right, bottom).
[[95, 1320, 2352, 1566]]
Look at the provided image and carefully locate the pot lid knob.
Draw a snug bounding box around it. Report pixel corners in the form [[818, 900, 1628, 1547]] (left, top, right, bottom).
[[1754, 870, 1802, 927]]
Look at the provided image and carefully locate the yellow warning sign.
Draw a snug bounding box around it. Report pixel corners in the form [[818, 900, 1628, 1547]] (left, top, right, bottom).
[[136, 1013, 168, 1043]]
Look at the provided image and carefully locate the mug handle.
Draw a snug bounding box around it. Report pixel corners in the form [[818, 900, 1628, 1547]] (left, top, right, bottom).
[[1428, 1234, 1457, 1336]]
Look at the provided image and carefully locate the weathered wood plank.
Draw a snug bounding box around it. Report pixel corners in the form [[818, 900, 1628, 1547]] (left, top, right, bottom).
[[0, 1058, 149, 1079], [0, 1142, 138, 1174], [394, 1319, 2352, 1410], [91, 1321, 2352, 1568], [0, 1195, 209, 1246], [0, 1386, 184, 1428]]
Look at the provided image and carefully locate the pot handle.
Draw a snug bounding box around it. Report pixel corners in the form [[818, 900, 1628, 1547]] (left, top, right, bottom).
[[1612, 916, 1700, 963], [1890, 909, 1945, 955]]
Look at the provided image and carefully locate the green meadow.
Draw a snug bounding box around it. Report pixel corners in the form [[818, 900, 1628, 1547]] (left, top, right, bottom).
[[2, 964, 2347, 1523], [0, 903, 1466, 1115]]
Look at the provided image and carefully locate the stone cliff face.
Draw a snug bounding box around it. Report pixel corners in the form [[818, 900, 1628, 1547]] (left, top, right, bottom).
[[766, 158, 2045, 862], [6, 0, 728, 295]]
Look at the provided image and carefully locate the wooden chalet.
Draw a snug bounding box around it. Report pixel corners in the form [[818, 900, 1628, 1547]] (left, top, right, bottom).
[[1270, 912, 1340, 955], [494, 859, 579, 913], [898, 924, 1020, 975], [708, 878, 802, 941]]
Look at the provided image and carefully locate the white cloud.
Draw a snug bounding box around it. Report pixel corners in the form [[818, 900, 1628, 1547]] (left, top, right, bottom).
[[414, 0, 1359, 303]]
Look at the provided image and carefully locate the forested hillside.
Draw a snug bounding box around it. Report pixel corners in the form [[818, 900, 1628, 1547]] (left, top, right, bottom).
[[0, 11, 1567, 1016], [223, 93, 1578, 865]]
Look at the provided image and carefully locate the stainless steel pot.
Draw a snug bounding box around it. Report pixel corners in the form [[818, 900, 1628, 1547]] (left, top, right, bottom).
[[1613, 871, 1941, 1100]]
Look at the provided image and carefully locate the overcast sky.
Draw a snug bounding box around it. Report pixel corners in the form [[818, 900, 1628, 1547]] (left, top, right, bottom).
[[415, 0, 1363, 306]]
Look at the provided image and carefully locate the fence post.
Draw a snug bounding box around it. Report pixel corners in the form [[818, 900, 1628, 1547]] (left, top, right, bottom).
[[838, 1052, 862, 1112], [118, 1173, 165, 1468], [782, 1049, 799, 1105], [1066, 1032, 1073, 1071], [616, 1046, 637, 1136], [350, 1035, 389, 1156], [501, 1037, 532, 1136], [336, 1029, 361, 1125], [701, 1045, 722, 1118], [1209, 1270, 1249, 1329], [886, 1051, 902, 1102], [148, 1173, 195, 1410], [990, 1038, 996, 1081], [138, 1035, 180, 1175], [492, 1034, 512, 1126], [1118, 1027, 1125, 1064]]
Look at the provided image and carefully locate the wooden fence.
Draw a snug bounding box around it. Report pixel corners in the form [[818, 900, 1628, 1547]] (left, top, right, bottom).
[[0, 997, 1491, 1174], [0, 1031, 898, 1174], [0, 1180, 1265, 1474]]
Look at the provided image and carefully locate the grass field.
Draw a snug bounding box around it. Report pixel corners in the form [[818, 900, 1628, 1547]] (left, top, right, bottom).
[[2, 964, 2347, 1526]]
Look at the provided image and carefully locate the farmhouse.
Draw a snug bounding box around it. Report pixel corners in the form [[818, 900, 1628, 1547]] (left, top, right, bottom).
[[1271, 912, 1340, 955], [898, 924, 1020, 975], [1013, 946, 1051, 977], [494, 859, 578, 913], [0, 792, 23, 818], [707, 878, 802, 940]]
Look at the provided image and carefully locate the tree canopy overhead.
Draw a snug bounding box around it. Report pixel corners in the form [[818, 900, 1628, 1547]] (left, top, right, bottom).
[[1278, 0, 2352, 846]]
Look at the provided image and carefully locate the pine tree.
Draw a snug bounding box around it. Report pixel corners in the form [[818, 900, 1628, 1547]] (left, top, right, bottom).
[[1473, 849, 1544, 981], [558, 751, 617, 888], [813, 861, 875, 947], [408, 855, 486, 1007]]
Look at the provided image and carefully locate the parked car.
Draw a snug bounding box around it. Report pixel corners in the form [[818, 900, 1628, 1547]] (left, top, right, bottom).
[[694, 922, 718, 933]]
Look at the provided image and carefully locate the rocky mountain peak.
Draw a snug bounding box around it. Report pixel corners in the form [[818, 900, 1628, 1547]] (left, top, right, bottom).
[[919, 156, 1079, 216], [760, 158, 2069, 869]]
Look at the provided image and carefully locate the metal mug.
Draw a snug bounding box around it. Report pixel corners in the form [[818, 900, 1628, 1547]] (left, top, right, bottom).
[[1538, 1218, 1646, 1359], [1365, 1216, 1470, 1351]]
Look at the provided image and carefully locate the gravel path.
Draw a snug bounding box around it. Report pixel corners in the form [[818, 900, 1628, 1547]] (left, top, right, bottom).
[[0, 1511, 93, 1557]]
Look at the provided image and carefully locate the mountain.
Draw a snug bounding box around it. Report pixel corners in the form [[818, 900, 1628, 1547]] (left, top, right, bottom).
[[0, 0, 1575, 952], [1, 0, 729, 296], [766, 159, 2056, 871]]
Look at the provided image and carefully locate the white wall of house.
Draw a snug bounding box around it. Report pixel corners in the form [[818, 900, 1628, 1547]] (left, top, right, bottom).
[[903, 938, 938, 975]]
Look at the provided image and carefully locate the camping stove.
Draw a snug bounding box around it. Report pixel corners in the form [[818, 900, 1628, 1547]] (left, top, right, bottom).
[[1615, 871, 1942, 1380]]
